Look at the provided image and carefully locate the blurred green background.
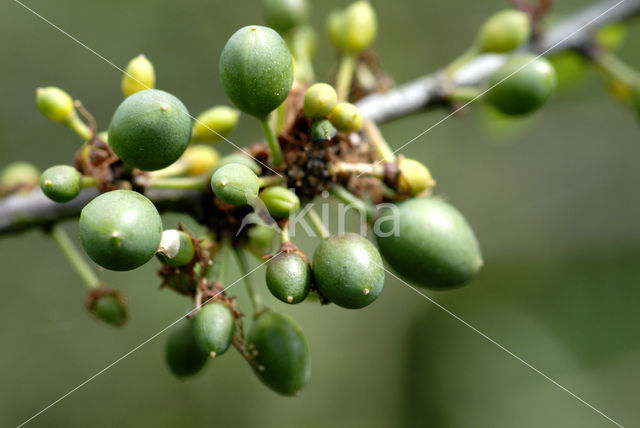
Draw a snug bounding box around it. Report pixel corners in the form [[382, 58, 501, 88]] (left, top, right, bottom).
[[1, 0, 639, 427]]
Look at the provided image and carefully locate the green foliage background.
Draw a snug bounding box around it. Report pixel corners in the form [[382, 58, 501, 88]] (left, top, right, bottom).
[[1, 0, 639, 427]]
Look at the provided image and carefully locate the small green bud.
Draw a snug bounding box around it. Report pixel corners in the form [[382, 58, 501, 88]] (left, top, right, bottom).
[[341, 1, 377, 53], [181, 145, 220, 176], [397, 158, 436, 196], [310, 119, 337, 142], [477, 9, 531, 54], [156, 230, 195, 267], [303, 83, 338, 118], [90, 293, 127, 327], [192, 106, 240, 143], [248, 223, 276, 250], [0, 162, 40, 195], [211, 163, 260, 205], [193, 301, 235, 358], [36, 86, 74, 123], [328, 102, 363, 133], [215, 153, 262, 175], [259, 186, 300, 218], [40, 165, 82, 203], [121, 54, 156, 98], [263, 0, 309, 34]]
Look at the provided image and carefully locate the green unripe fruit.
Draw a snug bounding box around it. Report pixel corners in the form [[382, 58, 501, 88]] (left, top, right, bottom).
[[326, 10, 345, 51], [303, 83, 338, 118], [192, 106, 240, 143], [181, 145, 220, 175], [259, 186, 300, 218], [215, 153, 262, 175], [375, 198, 483, 289], [397, 158, 436, 196], [36, 86, 74, 123], [485, 54, 557, 116], [312, 233, 385, 309], [121, 54, 156, 97], [157, 230, 195, 267], [40, 165, 82, 203], [165, 318, 209, 378], [328, 102, 363, 133], [193, 301, 235, 358], [477, 9, 530, 54], [266, 252, 311, 304], [248, 310, 310, 395], [220, 26, 294, 118], [79, 190, 163, 271], [92, 294, 127, 327], [263, 0, 309, 34], [108, 89, 192, 171], [291, 25, 317, 58], [341, 1, 377, 53], [211, 163, 260, 205], [248, 223, 276, 250], [0, 162, 40, 195], [310, 119, 337, 142]]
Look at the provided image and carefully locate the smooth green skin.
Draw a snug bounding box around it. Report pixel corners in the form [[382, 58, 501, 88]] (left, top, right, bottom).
[[156, 230, 195, 267], [40, 165, 81, 203], [375, 198, 483, 289], [93, 294, 126, 327], [328, 102, 363, 133], [248, 310, 310, 395], [303, 83, 337, 118], [341, 1, 377, 53], [478, 9, 530, 54], [486, 55, 557, 116], [0, 162, 40, 193], [79, 190, 162, 271], [214, 153, 261, 175], [266, 252, 311, 304], [248, 223, 276, 250], [193, 301, 235, 357], [310, 119, 337, 142], [192, 106, 240, 143], [108, 89, 191, 171], [36, 86, 74, 123], [219, 26, 293, 118], [259, 186, 300, 218], [312, 233, 385, 309], [211, 163, 259, 205], [165, 318, 209, 378], [263, 0, 309, 34]]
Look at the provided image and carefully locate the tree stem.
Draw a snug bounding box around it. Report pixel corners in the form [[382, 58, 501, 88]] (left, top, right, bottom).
[[329, 184, 377, 222], [257, 174, 284, 188], [146, 176, 208, 191], [49, 223, 100, 290], [259, 117, 284, 167], [363, 120, 395, 162], [336, 53, 357, 101], [65, 113, 93, 141], [330, 161, 385, 178]]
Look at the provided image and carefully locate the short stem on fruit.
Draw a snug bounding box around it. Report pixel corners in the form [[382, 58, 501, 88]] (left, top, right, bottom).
[[280, 221, 290, 244], [363, 120, 395, 162], [306, 208, 330, 240], [81, 176, 98, 188], [444, 45, 479, 78], [275, 100, 287, 133], [592, 51, 640, 90], [336, 53, 357, 101], [330, 161, 385, 178], [257, 174, 284, 188], [65, 113, 93, 141], [288, 32, 316, 83], [446, 86, 483, 104], [148, 161, 189, 179], [146, 176, 208, 191], [329, 184, 377, 222], [234, 248, 262, 312], [259, 117, 284, 168], [49, 223, 101, 290]]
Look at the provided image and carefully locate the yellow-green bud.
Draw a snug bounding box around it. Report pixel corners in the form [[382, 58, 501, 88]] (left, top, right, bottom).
[[260, 186, 301, 218], [328, 102, 363, 133], [477, 9, 531, 54], [36, 86, 74, 123], [121, 54, 156, 97], [182, 145, 220, 175], [327, 1, 377, 53], [397, 158, 435, 195], [303, 83, 338, 118], [211, 163, 260, 205], [327, 10, 345, 51], [0, 162, 40, 195], [192, 106, 240, 143]]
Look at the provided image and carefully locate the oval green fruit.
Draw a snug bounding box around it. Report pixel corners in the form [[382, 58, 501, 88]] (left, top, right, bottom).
[[303, 83, 337, 118], [263, 0, 309, 34], [341, 0, 377, 53], [259, 186, 300, 218], [121, 54, 156, 97], [266, 252, 310, 304], [92, 294, 127, 327], [108, 89, 192, 171], [165, 317, 209, 378], [312, 233, 384, 309], [156, 229, 195, 267], [214, 153, 262, 175], [328, 102, 363, 133], [40, 165, 82, 203], [219, 25, 294, 118], [211, 163, 260, 205], [193, 300, 235, 358], [36, 86, 74, 123], [375, 197, 482, 289], [485, 54, 557, 116], [79, 190, 163, 271], [248, 310, 310, 395], [192, 105, 240, 143], [477, 9, 530, 54]]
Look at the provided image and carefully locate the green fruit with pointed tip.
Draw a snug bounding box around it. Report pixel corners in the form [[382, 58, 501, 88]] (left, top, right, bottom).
[[486, 54, 557, 116], [165, 318, 209, 378], [92, 294, 127, 327], [303, 83, 337, 118], [477, 9, 530, 54], [259, 186, 300, 218], [312, 233, 384, 309], [310, 119, 337, 142], [263, 0, 309, 34], [248, 310, 310, 395], [122, 54, 156, 97], [266, 252, 310, 304], [375, 197, 483, 289], [193, 301, 235, 358], [328, 102, 363, 133], [341, 0, 377, 53], [156, 230, 195, 267], [220, 25, 294, 118], [79, 190, 162, 271], [40, 165, 81, 203], [36, 86, 74, 123], [211, 163, 260, 205], [108, 89, 192, 171], [215, 153, 262, 175]]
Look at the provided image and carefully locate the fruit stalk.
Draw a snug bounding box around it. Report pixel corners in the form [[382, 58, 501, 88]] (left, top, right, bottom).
[[335, 53, 357, 101], [49, 223, 101, 290], [306, 208, 330, 240], [329, 184, 377, 222], [259, 117, 285, 167]]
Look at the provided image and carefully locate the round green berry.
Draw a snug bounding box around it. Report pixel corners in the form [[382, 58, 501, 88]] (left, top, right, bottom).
[[312, 233, 384, 309], [485, 54, 557, 116], [375, 198, 483, 289], [79, 190, 163, 271], [192, 106, 240, 143], [211, 163, 259, 205], [248, 223, 276, 250], [328, 102, 363, 133], [259, 186, 300, 218], [0, 162, 40, 195], [219, 25, 294, 118], [122, 54, 156, 97], [215, 153, 262, 175], [92, 294, 127, 327], [478, 9, 531, 54], [341, 1, 377, 53], [156, 230, 195, 267], [263, 0, 309, 34], [193, 301, 235, 358], [248, 310, 310, 395], [310, 119, 337, 142], [40, 165, 82, 203], [36, 86, 74, 123], [266, 252, 311, 304], [303, 83, 338, 118], [108, 89, 192, 171], [165, 317, 209, 378]]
